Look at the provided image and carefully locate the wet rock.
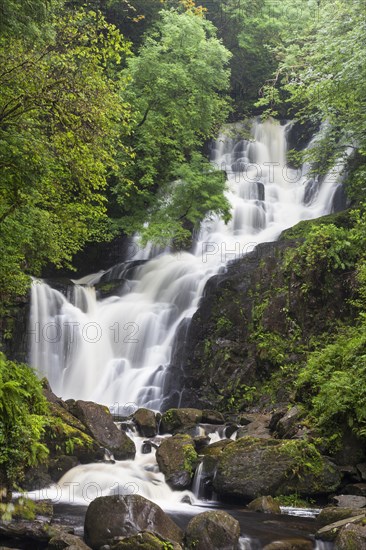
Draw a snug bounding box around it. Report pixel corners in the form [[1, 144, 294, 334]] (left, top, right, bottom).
[[49, 455, 79, 482], [0, 521, 73, 544], [155, 434, 198, 489], [84, 495, 183, 549], [357, 463, 366, 481], [201, 410, 225, 424], [22, 465, 53, 492], [213, 437, 341, 501], [110, 531, 183, 549], [224, 424, 238, 438], [48, 532, 91, 549], [335, 523, 366, 549], [263, 539, 313, 550], [275, 406, 303, 439], [333, 495, 366, 508], [184, 510, 240, 550], [193, 435, 211, 452], [160, 408, 202, 434], [141, 441, 152, 454], [332, 432, 366, 466], [317, 506, 366, 527], [68, 400, 135, 460], [316, 515, 366, 541], [133, 408, 157, 438], [247, 496, 281, 514]]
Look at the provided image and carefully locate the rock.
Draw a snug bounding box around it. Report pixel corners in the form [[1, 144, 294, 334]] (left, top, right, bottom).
[[263, 539, 313, 550], [332, 432, 366, 466], [357, 463, 366, 481], [110, 531, 183, 549], [48, 532, 91, 549], [160, 408, 202, 434], [22, 465, 53, 491], [275, 406, 303, 439], [49, 455, 79, 482], [338, 465, 360, 483], [84, 495, 183, 549], [224, 424, 238, 438], [236, 414, 271, 439], [12, 498, 53, 520], [316, 515, 366, 542], [155, 434, 198, 489], [344, 483, 366, 496], [133, 408, 157, 438], [193, 435, 211, 452], [141, 441, 152, 454], [68, 400, 135, 460], [213, 437, 341, 501], [335, 523, 366, 549], [333, 495, 366, 508], [0, 521, 73, 544], [201, 410, 225, 424], [201, 439, 232, 457], [247, 496, 281, 514], [269, 408, 287, 432], [185, 510, 240, 550], [317, 506, 366, 527]]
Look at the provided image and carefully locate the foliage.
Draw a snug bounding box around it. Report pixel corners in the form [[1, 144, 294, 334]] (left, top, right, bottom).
[[0, 6, 132, 313], [112, 8, 232, 243], [297, 321, 366, 444], [0, 353, 49, 492]]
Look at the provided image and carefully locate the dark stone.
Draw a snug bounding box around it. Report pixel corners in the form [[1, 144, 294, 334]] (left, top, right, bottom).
[[141, 441, 153, 454], [344, 483, 366, 496], [275, 406, 303, 439], [155, 434, 198, 490], [358, 463, 366, 481], [193, 435, 211, 452], [133, 408, 157, 438], [201, 410, 225, 424], [185, 510, 240, 550], [160, 408, 202, 434], [49, 455, 79, 482], [316, 515, 366, 542], [84, 495, 183, 549], [68, 400, 135, 460], [317, 507, 366, 527]]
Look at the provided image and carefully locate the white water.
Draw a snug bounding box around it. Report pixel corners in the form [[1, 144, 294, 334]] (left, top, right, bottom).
[[29, 118, 345, 411]]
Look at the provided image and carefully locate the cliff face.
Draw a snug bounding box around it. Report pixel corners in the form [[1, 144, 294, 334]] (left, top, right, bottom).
[[165, 211, 356, 414]]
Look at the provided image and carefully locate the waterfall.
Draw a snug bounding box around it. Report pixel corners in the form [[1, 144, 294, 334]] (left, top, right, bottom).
[[29, 118, 346, 409]]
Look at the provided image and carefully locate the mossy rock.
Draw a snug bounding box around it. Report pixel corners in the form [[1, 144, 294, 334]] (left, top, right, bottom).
[[213, 437, 341, 501], [160, 408, 203, 434], [111, 531, 183, 549], [133, 408, 157, 437], [317, 507, 366, 528], [156, 434, 198, 489], [185, 510, 240, 550], [247, 495, 281, 514], [335, 523, 366, 549]]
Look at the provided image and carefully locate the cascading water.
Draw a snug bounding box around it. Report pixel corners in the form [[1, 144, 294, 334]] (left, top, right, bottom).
[[27, 118, 344, 549], [29, 118, 346, 411]]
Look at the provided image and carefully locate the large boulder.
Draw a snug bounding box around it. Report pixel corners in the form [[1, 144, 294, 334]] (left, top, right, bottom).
[[275, 406, 303, 439], [155, 434, 198, 489], [316, 515, 366, 542], [333, 495, 366, 508], [84, 495, 183, 549], [68, 400, 135, 460], [335, 523, 366, 549], [213, 437, 341, 501], [110, 532, 183, 549], [317, 506, 366, 527], [133, 408, 157, 437], [263, 539, 313, 550], [48, 532, 92, 549], [160, 408, 202, 434], [184, 510, 240, 550]]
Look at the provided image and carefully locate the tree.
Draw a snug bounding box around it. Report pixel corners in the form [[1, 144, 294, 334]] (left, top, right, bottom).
[[111, 8, 232, 245], [0, 7, 132, 312]]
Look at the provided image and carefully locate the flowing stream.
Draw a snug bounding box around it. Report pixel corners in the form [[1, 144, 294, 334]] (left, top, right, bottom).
[[28, 118, 344, 548]]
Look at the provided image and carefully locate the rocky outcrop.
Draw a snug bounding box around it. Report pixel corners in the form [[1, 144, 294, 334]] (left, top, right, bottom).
[[335, 523, 366, 549], [155, 434, 198, 489], [316, 514, 366, 542], [213, 437, 341, 501], [48, 532, 92, 549], [84, 495, 183, 549], [67, 400, 135, 460], [184, 510, 240, 550]]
